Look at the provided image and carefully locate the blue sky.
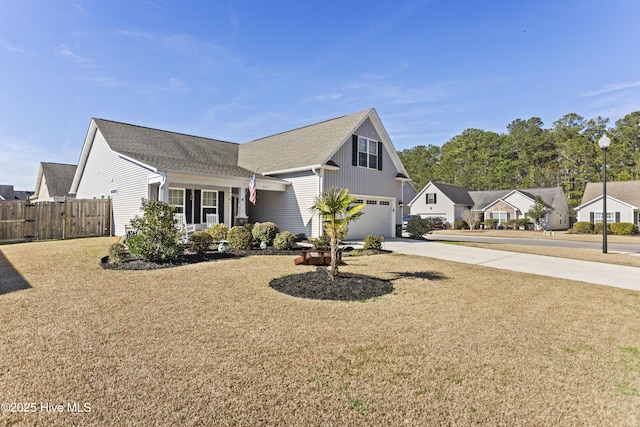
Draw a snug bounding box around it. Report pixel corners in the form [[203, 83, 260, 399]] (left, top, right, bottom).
[[1, 0, 639, 190]]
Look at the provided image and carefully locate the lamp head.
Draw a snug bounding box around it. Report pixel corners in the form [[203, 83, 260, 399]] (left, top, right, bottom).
[[598, 134, 611, 149]]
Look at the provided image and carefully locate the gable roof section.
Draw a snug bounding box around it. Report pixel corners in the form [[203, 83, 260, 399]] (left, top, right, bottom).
[[409, 181, 474, 206], [470, 187, 567, 211], [92, 119, 260, 178], [38, 162, 77, 197], [580, 181, 640, 208], [237, 108, 409, 177], [238, 109, 371, 173]]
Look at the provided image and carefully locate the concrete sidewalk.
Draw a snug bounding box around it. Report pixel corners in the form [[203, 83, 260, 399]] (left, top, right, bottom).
[[346, 238, 640, 291]]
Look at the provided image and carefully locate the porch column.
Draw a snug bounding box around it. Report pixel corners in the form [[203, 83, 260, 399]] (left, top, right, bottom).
[[235, 186, 249, 226]]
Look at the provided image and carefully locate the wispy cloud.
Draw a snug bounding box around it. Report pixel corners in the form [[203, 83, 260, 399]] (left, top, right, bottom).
[[0, 40, 29, 55], [55, 44, 95, 67], [91, 76, 127, 88], [582, 80, 640, 97]]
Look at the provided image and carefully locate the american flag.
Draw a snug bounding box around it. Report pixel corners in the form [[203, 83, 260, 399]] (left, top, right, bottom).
[[248, 173, 257, 205]]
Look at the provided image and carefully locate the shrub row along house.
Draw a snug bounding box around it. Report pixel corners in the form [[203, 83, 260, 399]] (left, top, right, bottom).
[[67, 108, 412, 239], [408, 181, 571, 230], [575, 181, 640, 226]]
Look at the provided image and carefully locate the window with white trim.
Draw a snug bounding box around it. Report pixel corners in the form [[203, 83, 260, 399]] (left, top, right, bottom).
[[380, 201, 390, 206], [426, 193, 437, 204], [202, 190, 218, 219], [358, 137, 378, 169], [491, 211, 508, 223], [168, 188, 185, 213], [366, 200, 378, 205], [594, 212, 615, 223]]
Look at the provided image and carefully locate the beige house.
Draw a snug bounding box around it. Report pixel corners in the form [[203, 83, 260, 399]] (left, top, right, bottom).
[[31, 162, 77, 203], [575, 180, 640, 227]]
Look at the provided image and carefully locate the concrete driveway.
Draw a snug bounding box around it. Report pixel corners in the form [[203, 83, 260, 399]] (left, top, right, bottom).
[[366, 238, 640, 291]]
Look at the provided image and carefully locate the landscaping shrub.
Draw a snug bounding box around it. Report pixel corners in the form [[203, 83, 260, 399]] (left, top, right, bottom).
[[274, 231, 297, 250], [206, 223, 228, 241], [312, 234, 331, 250], [610, 222, 638, 235], [188, 231, 213, 256], [227, 226, 254, 250], [572, 221, 593, 234], [454, 219, 469, 230], [363, 234, 382, 250], [296, 233, 306, 242], [252, 222, 280, 246], [593, 222, 612, 235], [126, 199, 183, 262], [108, 242, 128, 265], [406, 216, 433, 238], [483, 219, 499, 229]]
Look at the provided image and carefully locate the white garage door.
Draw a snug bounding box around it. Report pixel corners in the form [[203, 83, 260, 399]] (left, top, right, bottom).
[[346, 197, 394, 239]]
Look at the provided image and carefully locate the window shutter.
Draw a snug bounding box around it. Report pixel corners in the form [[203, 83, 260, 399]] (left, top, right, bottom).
[[377, 141, 383, 170], [219, 191, 225, 225], [589, 212, 594, 223], [352, 135, 358, 166], [434, 193, 436, 204], [615, 211, 620, 222]]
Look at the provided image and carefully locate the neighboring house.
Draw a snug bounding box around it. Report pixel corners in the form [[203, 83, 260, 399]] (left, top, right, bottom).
[[407, 182, 474, 226], [31, 162, 77, 202], [0, 185, 34, 201], [69, 108, 411, 238], [401, 182, 418, 217], [409, 181, 570, 230], [575, 181, 640, 227]]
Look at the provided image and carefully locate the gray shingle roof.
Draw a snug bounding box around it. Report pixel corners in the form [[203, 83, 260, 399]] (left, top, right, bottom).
[[41, 162, 77, 197], [93, 119, 269, 180], [581, 181, 640, 207], [432, 182, 475, 205], [469, 187, 567, 210], [238, 109, 372, 172]]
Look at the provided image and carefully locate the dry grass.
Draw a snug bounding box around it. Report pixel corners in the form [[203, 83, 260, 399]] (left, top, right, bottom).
[[1, 237, 639, 426], [433, 230, 640, 268]]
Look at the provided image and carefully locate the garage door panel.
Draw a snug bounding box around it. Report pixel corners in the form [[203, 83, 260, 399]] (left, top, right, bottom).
[[347, 197, 393, 239]]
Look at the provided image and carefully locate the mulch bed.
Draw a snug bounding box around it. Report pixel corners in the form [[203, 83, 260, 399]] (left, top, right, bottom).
[[269, 269, 394, 301], [100, 245, 393, 300]]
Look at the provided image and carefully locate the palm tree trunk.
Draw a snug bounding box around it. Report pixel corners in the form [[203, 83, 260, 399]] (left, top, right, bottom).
[[329, 235, 339, 280]]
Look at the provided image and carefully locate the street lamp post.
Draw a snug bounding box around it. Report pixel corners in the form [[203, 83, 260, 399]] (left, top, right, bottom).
[[598, 134, 611, 254]]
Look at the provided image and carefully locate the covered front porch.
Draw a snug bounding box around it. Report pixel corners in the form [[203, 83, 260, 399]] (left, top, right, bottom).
[[147, 172, 288, 231]]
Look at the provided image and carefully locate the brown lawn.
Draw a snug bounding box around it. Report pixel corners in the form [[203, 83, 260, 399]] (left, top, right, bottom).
[[1, 237, 639, 426]]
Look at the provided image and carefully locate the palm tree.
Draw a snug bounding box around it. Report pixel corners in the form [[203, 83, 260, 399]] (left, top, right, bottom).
[[309, 187, 364, 280]]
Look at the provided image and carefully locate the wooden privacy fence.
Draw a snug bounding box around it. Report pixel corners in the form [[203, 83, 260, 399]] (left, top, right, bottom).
[[0, 199, 111, 243]]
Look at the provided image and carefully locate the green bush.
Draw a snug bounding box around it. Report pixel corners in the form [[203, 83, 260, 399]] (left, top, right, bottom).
[[610, 222, 638, 235], [363, 235, 382, 250], [252, 222, 280, 246], [126, 199, 184, 262], [206, 223, 228, 241], [483, 219, 499, 229], [188, 231, 213, 256], [572, 221, 593, 234], [454, 219, 469, 230], [108, 242, 129, 265], [274, 231, 297, 250], [312, 234, 331, 250], [593, 222, 612, 235], [406, 216, 433, 238], [227, 226, 254, 250]]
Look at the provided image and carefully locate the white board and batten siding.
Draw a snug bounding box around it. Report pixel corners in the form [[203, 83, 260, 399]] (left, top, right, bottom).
[[75, 129, 160, 236], [248, 171, 320, 238], [323, 118, 402, 239]]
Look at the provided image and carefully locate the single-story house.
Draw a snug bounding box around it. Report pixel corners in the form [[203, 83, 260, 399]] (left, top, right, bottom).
[[575, 180, 640, 227], [69, 108, 411, 239], [0, 185, 34, 201], [408, 181, 570, 230], [31, 162, 77, 203]]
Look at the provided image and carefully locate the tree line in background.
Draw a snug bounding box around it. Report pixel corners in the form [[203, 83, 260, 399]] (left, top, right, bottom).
[[398, 111, 640, 210]]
